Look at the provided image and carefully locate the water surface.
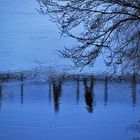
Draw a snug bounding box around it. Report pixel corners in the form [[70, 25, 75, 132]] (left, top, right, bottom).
[[0, 75, 140, 140]]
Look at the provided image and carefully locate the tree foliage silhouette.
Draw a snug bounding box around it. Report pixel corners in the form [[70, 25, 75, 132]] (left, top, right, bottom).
[[38, 0, 140, 73]]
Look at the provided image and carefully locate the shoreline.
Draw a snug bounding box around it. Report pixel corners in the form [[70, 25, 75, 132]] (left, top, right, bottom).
[[0, 69, 139, 83]]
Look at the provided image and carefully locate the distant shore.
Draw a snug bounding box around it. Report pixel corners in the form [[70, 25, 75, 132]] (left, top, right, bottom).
[[0, 69, 139, 83]]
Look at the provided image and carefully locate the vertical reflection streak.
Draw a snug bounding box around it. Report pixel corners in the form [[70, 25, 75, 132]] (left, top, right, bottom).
[[20, 73, 24, 105], [76, 76, 80, 105], [48, 82, 52, 106], [104, 77, 108, 106], [131, 75, 137, 107], [83, 77, 94, 113], [0, 84, 3, 109], [52, 80, 62, 113]]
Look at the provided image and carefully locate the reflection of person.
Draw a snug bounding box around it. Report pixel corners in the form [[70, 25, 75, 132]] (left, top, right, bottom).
[[52, 80, 62, 113], [83, 78, 94, 113]]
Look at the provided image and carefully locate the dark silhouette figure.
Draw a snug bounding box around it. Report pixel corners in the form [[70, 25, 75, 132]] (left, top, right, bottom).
[[83, 77, 94, 113], [52, 80, 62, 113], [131, 75, 137, 107], [104, 77, 108, 106]]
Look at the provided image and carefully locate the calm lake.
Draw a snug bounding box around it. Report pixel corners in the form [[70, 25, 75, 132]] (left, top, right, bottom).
[[0, 74, 140, 140], [1, 0, 140, 139]]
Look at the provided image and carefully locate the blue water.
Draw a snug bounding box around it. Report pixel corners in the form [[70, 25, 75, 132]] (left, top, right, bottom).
[[1, 0, 140, 139], [0, 77, 139, 140]]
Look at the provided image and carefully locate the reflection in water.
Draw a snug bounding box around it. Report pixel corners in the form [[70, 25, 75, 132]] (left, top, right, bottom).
[[0, 75, 139, 112], [126, 119, 140, 140], [104, 77, 108, 106], [0, 84, 3, 109], [20, 73, 24, 105], [83, 77, 94, 113], [48, 82, 52, 106], [52, 80, 62, 113], [76, 76, 80, 105], [0, 74, 140, 139], [131, 75, 137, 107]]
